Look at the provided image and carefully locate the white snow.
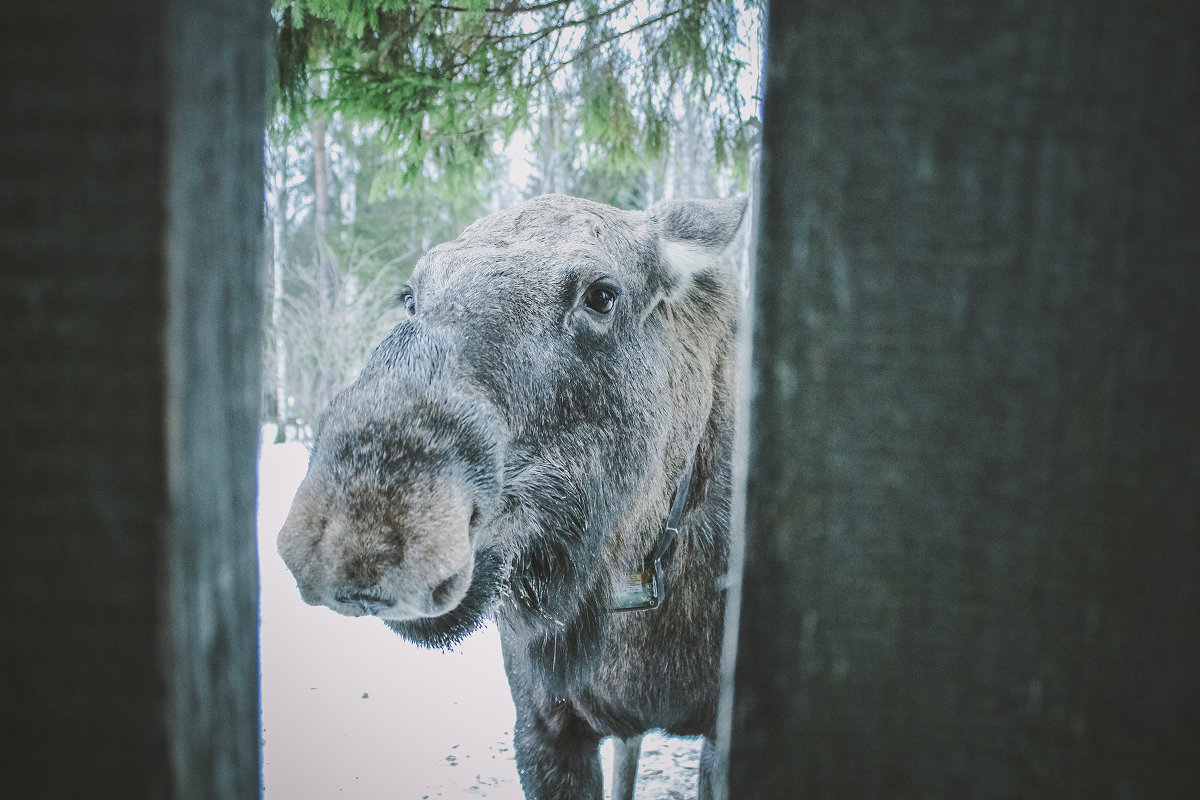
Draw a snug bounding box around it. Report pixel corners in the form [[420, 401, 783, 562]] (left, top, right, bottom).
[[258, 427, 701, 799]]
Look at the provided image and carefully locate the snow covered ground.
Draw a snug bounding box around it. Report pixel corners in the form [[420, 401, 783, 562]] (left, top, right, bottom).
[[258, 428, 702, 799]]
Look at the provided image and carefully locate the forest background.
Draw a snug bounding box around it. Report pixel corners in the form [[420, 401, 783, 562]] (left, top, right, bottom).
[[263, 0, 764, 440]]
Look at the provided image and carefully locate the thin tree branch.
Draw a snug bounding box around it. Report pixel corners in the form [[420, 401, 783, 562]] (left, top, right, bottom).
[[430, 0, 575, 13], [539, 7, 684, 80], [472, 0, 637, 42]]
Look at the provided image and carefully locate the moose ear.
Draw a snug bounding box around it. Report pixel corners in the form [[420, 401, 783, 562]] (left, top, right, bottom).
[[648, 197, 747, 291]]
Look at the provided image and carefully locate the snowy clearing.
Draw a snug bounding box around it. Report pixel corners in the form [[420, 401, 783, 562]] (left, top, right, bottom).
[[258, 428, 702, 798]]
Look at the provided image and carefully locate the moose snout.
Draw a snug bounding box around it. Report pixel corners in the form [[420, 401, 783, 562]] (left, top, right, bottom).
[[277, 364, 505, 625], [278, 465, 481, 622]]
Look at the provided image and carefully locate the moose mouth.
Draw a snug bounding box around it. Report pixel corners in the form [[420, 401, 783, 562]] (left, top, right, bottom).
[[332, 563, 471, 619], [382, 547, 510, 649]]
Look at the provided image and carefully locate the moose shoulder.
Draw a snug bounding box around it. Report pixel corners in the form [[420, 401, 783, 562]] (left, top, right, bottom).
[[277, 194, 746, 800]]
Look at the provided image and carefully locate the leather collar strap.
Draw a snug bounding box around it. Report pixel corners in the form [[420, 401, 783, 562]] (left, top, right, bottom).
[[610, 451, 696, 613]]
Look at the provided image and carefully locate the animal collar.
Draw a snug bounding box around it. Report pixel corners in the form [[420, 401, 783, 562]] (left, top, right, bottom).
[[610, 452, 696, 613]]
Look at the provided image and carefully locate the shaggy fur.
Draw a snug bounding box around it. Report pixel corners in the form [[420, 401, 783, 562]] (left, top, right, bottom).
[[277, 194, 745, 800]]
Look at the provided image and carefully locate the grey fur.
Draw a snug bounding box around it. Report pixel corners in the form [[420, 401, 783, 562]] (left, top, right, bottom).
[[277, 193, 746, 799]]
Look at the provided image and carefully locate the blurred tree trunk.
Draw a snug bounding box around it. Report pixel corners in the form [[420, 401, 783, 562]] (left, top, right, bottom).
[[1, 0, 267, 795], [270, 168, 289, 443], [724, 2, 1200, 798], [310, 73, 339, 411], [312, 75, 331, 241], [533, 96, 565, 196]]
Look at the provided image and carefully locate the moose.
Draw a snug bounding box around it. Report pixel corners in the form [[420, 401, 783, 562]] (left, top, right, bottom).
[[278, 193, 745, 799]]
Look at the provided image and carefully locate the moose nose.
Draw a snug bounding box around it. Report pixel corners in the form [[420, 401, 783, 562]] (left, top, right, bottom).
[[334, 591, 395, 616]]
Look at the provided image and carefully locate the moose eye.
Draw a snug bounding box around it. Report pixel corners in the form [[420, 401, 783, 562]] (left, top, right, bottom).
[[403, 293, 417, 317], [583, 284, 618, 315]]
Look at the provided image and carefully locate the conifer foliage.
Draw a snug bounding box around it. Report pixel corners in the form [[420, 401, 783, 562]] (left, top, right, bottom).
[[275, 0, 760, 194], [264, 1, 762, 440]]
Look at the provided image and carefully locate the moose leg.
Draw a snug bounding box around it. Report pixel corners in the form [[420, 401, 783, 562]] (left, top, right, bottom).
[[512, 703, 604, 800], [611, 735, 642, 800], [697, 737, 715, 800]]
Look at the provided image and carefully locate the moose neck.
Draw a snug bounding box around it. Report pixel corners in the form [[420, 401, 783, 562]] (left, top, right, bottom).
[[610, 296, 739, 614], [610, 447, 698, 613]]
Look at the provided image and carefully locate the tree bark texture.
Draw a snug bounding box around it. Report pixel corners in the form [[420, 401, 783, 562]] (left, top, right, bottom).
[[725, 2, 1200, 798], [0, 2, 269, 797]]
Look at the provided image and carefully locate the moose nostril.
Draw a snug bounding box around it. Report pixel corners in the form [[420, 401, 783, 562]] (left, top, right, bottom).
[[335, 591, 395, 615]]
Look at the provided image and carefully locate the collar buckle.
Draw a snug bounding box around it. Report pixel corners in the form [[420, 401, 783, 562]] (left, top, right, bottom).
[[610, 527, 675, 613], [609, 448, 694, 614]]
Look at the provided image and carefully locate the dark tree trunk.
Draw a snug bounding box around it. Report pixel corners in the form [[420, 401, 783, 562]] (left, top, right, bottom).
[[724, 2, 1200, 798], [0, 1, 268, 796]]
